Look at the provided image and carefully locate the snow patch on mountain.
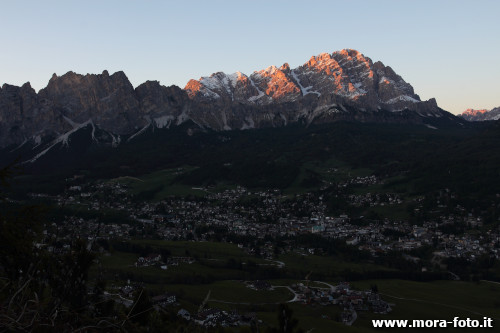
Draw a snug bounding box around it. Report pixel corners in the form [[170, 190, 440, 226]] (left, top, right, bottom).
[[203, 89, 220, 99], [198, 72, 247, 101], [280, 113, 287, 126], [199, 76, 221, 91], [248, 76, 265, 102], [227, 72, 243, 88], [110, 133, 121, 147], [127, 118, 152, 142], [9, 138, 28, 153], [26, 119, 95, 163], [291, 70, 321, 97], [89, 120, 97, 142], [385, 95, 419, 104], [263, 65, 279, 75], [460, 107, 500, 121], [221, 110, 231, 131], [176, 108, 191, 125], [154, 115, 175, 128], [353, 82, 367, 94], [63, 116, 80, 129], [379, 76, 393, 84], [241, 116, 255, 130]]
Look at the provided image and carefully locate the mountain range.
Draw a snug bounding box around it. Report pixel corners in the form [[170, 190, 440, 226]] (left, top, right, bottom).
[[459, 107, 500, 121], [0, 49, 458, 159]]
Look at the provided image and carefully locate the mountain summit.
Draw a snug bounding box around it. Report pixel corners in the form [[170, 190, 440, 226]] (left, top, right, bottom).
[[459, 107, 500, 121], [0, 49, 451, 150], [185, 49, 429, 112]]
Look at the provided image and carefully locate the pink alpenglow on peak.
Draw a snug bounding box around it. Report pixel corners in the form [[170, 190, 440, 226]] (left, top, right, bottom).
[[184, 48, 425, 112], [460, 107, 500, 121]]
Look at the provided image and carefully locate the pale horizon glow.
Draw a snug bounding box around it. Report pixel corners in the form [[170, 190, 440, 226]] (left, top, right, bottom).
[[1, 0, 499, 115]]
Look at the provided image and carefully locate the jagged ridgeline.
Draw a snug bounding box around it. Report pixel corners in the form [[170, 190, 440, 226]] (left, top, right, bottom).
[[459, 107, 500, 121], [1, 49, 499, 199], [1, 49, 453, 152]]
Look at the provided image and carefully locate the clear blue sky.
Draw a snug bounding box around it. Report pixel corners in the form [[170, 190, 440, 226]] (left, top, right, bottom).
[[1, 0, 499, 114]]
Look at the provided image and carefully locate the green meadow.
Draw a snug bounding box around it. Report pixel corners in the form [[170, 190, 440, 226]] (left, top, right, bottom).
[[95, 240, 500, 332]]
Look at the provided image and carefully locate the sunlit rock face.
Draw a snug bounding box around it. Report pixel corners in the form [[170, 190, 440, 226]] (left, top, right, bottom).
[[459, 108, 500, 121], [0, 49, 447, 148], [183, 49, 443, 130], [185, 49, 427, 112]]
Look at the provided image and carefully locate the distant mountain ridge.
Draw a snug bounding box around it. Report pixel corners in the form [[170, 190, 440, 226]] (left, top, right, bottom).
[[0, 49, 454, 154], [185, 49, 426, 110], [459, 107, 500, 121]]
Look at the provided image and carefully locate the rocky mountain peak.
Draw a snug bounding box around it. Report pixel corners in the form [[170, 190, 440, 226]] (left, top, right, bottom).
[[184, 49, 428, 113], [462, 108, 489, 116], [279, 63, 291, 72], [184, 71, 255, 101], [20, 82, 34, 91], [252, 65, 300, 101], [459, 107, 500, 121], [0, 49, 452, 151], [35, 70, 140, 134]]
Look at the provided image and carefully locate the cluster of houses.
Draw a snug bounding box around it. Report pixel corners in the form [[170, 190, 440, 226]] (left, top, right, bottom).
[[152, 292, 177, 308], [239, 280, 392, 326], [21, 174, 500, 330], [348, 192, 403, 207], [134, 254, 195, 269], [347, 175, 380, 186], [108, 278, 392, 328], [135, 253, 162, 267], [288, 282, 391, 316], [172, 280, 392, 328], [245, 280, 273, 291], [33, 175, 500, 270], [190, 309, 256, 327], [113, 285, 256, 328]]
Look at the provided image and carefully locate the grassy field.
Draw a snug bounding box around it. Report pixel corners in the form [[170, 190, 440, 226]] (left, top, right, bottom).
[[259, 157, 375, 195], [108, 167, 207, 200], [352, 279, 500, 319], [369, 203, 411, 220], [171, 279, 500, 333], [105, 158, 399, 201], [309, 158, 373, 180], [266, 279, 500, 333], [256, 302, 351, 333], [129, 240, 268, 263], [95, 241, 500, 332], [171, 280, 293, 304], [350, 279, 500, 333], [98, 250, 258, 284], [277, 253, 396, 279]]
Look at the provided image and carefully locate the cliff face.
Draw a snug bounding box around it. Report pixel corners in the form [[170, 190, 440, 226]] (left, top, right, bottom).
[[0, 71, 190, 147], [184, 49, 429, 111], [182, 49, 442, 131], [459, 108, 500, 121], [0, 82, 69, 148], [39, 70, 140, 134], [0, 49, 448, 149]]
